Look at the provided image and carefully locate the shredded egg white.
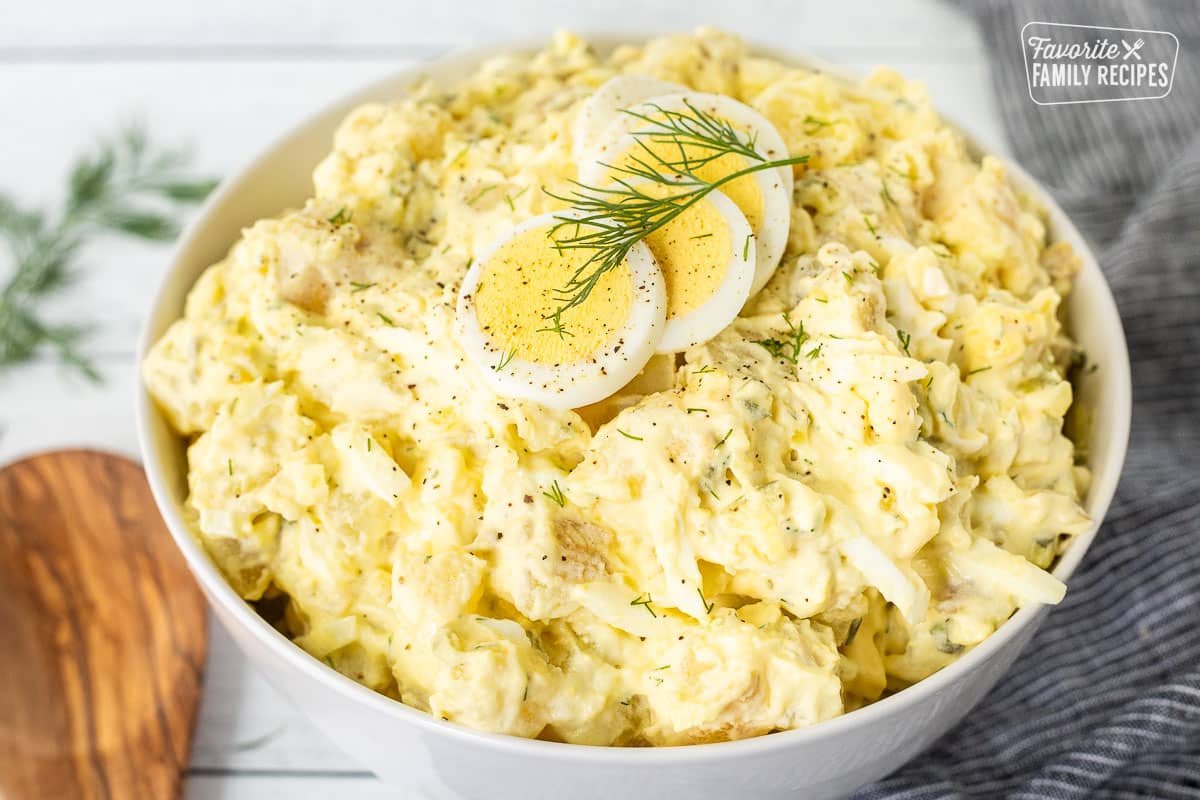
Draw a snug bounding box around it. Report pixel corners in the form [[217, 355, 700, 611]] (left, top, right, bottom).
[[143, 28, 1091, 746]]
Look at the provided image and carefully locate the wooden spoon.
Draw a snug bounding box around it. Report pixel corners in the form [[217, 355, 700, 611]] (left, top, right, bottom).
[[0, 450, 207, 800]]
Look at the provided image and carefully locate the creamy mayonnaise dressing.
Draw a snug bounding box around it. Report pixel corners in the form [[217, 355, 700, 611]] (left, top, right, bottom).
[[143, 28, 1090, 745]]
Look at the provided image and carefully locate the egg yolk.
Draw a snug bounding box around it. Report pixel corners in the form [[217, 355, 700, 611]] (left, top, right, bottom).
[[634, 185, 732, 320], [611, 132, 765, 232], [473, 225, 633, 366]]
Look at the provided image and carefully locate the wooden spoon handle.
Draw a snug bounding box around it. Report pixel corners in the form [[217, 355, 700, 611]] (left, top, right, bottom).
[[0, 450, 208, 800]]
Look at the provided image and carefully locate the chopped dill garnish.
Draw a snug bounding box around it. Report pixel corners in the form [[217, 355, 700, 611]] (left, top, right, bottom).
[[630, 593, 657, 617], [803, 115, 834, 134], [716, 428, 733, 448], [226, 458, 233, 477], [542, 479, 566, 507], [806, 342, 823, 359], [350, 281, 375, 293], [843, 617, 863, 647], [377, 312, 396, 327], [689, 232, 714, 240], [755, 312, 807, 364], [698, 588, 715, 615], [897, 329, 911, 355], [967, 365, 992, 376], [743, 233, 752, 261], [842, 270, 854, 284], [328, 207, 353, 226], [693, 364, 716, 374], [869, 260, 882, 276], [931, 622, 964, 655], [617, 428, 643, 441], [887, 165, 911, 180], [880, 179, 896, 207], [504, 187, 528, 212], [469, 184, 496, 205], [686, 407, 708, 414], [863, 215, 878, 237], [494, 348, 516, 372], [541, 99, 809, 329], [366, 438, 372, 452]]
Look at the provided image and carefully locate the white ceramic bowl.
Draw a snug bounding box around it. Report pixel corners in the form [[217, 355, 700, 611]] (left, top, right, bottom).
[[135, 36, 1131, 800]]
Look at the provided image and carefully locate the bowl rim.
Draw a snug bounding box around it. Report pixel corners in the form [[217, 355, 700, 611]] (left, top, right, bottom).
[[135, 32, 1132, 762]]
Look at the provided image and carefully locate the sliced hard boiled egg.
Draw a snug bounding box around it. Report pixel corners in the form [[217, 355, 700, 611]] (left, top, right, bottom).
[[456, 211, 666, 410], [581, 92, 792, 295], [572, 75, 685, 163], [634, 183, 754, 353]]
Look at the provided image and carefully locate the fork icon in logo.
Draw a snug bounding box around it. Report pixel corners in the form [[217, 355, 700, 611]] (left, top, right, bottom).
[[1122, 38, 1145, 60]]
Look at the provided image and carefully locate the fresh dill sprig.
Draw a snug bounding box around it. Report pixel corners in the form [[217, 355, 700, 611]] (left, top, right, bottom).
[[897, 329, 912, 355], [0, 124, 217, 380], [755, 312, 808, 364], [543, 100, 808, 328]]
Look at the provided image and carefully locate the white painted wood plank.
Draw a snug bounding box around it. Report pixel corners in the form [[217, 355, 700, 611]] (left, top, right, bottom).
[[184, 774, 390, 800], [189, 621, 367, 773], [0, 358, 139, 465], [3, 0, 983, 61]]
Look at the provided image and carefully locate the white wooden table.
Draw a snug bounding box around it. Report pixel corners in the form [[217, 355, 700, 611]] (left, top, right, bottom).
[[0, 2, 1006, 796]]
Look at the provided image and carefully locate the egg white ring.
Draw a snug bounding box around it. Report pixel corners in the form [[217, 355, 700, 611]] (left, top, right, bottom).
[[455, 210, 667, 411], [581, 123, 790, 297], [572, 75, 686, 164], [651, 187, 755, 353]]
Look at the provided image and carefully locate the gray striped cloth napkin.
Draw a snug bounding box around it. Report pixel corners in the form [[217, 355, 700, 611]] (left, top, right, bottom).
[[858, 2, 1200, 798]]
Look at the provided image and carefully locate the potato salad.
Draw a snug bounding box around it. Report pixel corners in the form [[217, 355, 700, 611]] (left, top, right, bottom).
[[143, 28, 1091, 745]]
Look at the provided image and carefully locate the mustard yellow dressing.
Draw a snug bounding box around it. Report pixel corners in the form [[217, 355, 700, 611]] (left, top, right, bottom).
[[636, 185, 731, 320], [473, 225, 633, 365]]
